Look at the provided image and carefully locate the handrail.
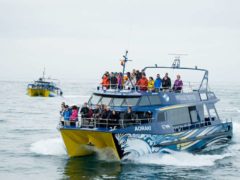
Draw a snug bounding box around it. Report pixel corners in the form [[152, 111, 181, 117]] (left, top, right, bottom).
[[142, 66, 209, 92], [97, 81, 204, 93], [60, 117, 153, 129]]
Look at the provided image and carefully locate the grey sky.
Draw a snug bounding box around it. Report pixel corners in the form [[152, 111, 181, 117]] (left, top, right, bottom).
[[0, 0, 240, 83]]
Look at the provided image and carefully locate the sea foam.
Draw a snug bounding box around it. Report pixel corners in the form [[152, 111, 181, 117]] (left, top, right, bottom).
[[30, 138, 67, 156]]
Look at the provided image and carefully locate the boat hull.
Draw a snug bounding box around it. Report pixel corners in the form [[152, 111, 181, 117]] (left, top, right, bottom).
[[60, 129, 121, 160], [60, 122, 232, 160], [27, 88, 56, 97]]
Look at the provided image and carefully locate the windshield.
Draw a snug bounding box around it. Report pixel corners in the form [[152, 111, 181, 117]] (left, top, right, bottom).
[[89, 95, 102, 105], [112, 98, 124, 106]]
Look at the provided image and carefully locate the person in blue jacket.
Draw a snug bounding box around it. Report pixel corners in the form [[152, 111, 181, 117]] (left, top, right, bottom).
[[154, 74, 162, 92], [63, 105, 72, 121]]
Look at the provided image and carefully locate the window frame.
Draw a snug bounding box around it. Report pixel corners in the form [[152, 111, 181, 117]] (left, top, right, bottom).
[[138, 96, 151, 106], [148, 95, 161, 105]]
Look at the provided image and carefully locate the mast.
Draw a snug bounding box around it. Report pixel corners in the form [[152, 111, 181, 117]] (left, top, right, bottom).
[[42, 67, 46, 80], [121, 50, 133, 75]]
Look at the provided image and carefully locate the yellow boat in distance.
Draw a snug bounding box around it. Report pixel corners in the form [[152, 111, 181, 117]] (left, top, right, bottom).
[[27, 70, 63, 97]]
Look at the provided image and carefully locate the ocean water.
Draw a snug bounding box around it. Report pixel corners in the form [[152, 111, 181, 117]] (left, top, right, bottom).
[[0, 81, 240, 180]]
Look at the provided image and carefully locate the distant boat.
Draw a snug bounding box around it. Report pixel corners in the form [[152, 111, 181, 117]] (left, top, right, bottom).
[[27, 69, 63, 97]]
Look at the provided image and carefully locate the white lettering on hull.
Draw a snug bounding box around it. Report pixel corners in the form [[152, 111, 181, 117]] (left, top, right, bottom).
[[135, 126, 152, 131]]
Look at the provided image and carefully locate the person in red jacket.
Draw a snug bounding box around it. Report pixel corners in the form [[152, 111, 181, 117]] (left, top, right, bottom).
[[136, 74, 148, 91], [101, 74, 110, 89]]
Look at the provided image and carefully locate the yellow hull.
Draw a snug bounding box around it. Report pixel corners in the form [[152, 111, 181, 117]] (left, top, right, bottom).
[[60, 129, 120, 160], [27, 88, 51, 97]]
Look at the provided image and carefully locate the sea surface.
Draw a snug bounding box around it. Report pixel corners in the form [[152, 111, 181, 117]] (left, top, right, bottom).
[[0, 81, 240, 180]]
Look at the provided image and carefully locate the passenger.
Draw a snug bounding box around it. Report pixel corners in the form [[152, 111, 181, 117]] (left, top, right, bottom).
[[173, 75, 183, 92], [131, 72, 137, 86], [60, 102, 66, 116], [101, 106, 112, 119], [141, 71, 146, 77], [124, 107, 135, 120], [63, 105, 71, 121], [136, 74, 148, 91], [148, 77, 155, 91], [154, 74, 162, 92], [124, 76, 131, 89], [109, 110, 120, 127], [93, 104, 102, 118], [80, 102, 90, 118], [70, 106, 78, 121], [132, 69, 136, 76], [145, 111, 152, 119], [117, 73, 123, 89], [162, 73, 171, 90], [101, 74, 110, 89], [110, 72, 118, 89], [109, 110, 120, 120], [136, 70, 142, 82]]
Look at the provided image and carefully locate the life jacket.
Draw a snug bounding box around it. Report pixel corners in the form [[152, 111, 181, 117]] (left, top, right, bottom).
[[148, 80, 154, 90], [137, 77, 148, 91], [101, 75, 110, 88]]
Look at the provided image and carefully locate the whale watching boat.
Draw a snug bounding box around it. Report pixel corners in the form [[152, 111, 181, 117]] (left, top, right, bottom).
[[27, 69, 63, 97], [59, 52, 232, 160]]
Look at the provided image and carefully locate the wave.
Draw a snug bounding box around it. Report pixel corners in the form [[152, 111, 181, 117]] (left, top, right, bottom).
[[62, 95, 90, 98], [127, 150, 230, 167], [127, 121, 240, 167], [30, 138, 67, 156]]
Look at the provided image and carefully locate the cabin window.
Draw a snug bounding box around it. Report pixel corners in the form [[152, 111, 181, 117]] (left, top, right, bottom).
[[203, 104, 209, 118], [112, 98, 124, 106], [89, 95, 102, 105], [167, 107, 191, 125], [138, 96, 151, 106], [99, 97, 112, 105], [149, 96, 161, 105], [157, 112, 166, 122], [188, 106, 200, 123], [124, 98, 139, 106], [200, 93, 208, 101], [209, 108, 218, 120]]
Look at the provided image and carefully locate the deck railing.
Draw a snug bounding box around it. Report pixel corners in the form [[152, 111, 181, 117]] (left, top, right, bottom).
[[98, 81, 205, 94], [59, 117, 152, 129]]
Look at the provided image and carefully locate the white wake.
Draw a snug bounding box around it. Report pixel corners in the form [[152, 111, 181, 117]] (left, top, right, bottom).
[[30, 138, 67, 156]]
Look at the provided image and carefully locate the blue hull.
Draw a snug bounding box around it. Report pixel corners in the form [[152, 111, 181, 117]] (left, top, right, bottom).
[[114, 122, 232, 159]]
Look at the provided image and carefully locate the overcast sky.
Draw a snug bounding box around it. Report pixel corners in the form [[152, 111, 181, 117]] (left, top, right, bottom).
[[0, 0, 240, 83]]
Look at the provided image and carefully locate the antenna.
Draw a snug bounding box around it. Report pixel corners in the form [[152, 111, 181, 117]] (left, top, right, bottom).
[[168, 53, 188, 68], [42, 66, 46, 79]]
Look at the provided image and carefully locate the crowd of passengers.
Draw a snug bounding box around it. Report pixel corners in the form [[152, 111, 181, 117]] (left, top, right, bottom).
[[60, 102, 152, 127], [101, 69, 183, 92]]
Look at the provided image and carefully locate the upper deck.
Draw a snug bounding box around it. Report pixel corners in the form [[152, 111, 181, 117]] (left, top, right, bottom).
[[88, 54, 217, 111]]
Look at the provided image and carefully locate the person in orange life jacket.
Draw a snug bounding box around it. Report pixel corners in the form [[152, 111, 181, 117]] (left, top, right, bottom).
[[101, 74, 110, 89], [136, 74, 148, 91]]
